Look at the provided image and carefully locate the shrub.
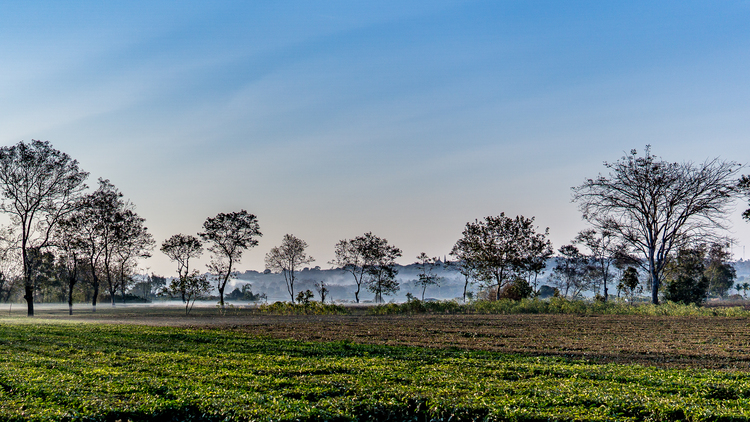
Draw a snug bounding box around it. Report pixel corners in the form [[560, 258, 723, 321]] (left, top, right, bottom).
[[258, 301, 348, 315]]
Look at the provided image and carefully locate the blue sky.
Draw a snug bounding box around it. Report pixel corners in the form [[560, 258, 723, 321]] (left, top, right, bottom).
[[1, 1, 749, 275]]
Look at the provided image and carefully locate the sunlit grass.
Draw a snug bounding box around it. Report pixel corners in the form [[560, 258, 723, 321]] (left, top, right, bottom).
[[1, 321, 750, 421]]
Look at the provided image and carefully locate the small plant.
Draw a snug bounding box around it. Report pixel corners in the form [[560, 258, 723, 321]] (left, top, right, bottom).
[[296, 289, 314, 305]]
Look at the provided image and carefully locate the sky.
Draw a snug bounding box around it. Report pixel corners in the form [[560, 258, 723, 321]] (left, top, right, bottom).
[[1, 1, 749, 276]]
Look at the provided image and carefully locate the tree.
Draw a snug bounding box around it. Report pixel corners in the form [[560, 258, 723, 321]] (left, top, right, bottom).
[[573, 147, 740, 304], [296, 289, 314, 305], [738, 282, 750, 299], [264, 234, 314, 302], [0, 140, 88, 316], [314, 280, 329, 303], [0, 226, 19, 303], [54, 217, 84, 314], [161, 234, 203, 302], [162, 270, 211, 315], [200, 210, 261, 309], [662, 247, 710, 305], [704, 242, 736, 298], [329, 233, 375, 303], [27, 247, 57, 303], [451, 214, 552, 301], [574, 227, 617, 301], [415, 253, 441, 301], [617, 267, 641, 303], [740, 175, 750, 221], [112, 208, 154, 303], [549, 245, 595, 299], [445, 259, 477, 303], [362, 237, 402, 303]]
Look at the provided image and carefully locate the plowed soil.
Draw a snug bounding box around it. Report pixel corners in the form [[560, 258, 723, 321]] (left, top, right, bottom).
[[30, 307, 750, 370]]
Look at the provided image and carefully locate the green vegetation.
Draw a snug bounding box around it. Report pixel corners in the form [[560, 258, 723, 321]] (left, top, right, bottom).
[[369, 297, 750, 317], [258, 301, 348, 315], [2, 321, 750, 421]]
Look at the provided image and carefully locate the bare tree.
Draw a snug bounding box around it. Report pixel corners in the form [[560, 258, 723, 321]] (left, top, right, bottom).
[[573, 147, 740, 304], [0, 140, 88, 316], [54, 218, 84, 314], [113, 208, 154, 303], [574, 227, 617, 301], [549, 245, 595, 299], [415, 253, 441, 301], [451, 214, 551, 301], [265, 234, 314, 302], [0, 226, 20, 303], [740, 175, 750, 221], [314, 280, 329, 303], [161, 234, 203, 302], [444, 259, 477, 303], [200, 210, 261, 309], [330, 232, 381, 303]]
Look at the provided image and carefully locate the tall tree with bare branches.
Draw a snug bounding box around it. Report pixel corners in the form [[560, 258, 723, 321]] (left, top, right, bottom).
[[0, 140, 88, 316], [265, 234, 314, 302], [161, 234, 203, 302], [573, 146, 740, 304]]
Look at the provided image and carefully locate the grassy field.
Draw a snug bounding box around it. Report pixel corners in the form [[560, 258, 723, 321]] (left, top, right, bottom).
[[2, 308, 750, 420]]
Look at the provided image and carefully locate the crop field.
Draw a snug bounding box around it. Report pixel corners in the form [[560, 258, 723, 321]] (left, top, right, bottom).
[[3, 308, 750, 420]]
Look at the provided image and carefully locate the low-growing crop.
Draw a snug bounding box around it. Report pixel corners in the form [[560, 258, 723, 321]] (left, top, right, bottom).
[[2, 321, 750, 420], [369, 297, 750, 317], [258, 300, 348, 315]]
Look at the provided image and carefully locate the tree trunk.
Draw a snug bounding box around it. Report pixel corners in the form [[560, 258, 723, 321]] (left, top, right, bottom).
[[650, 266, 659, 304], [649, 251, 659, 304], [24, 284, 34, 317], [92, 275, 99, 312], [22, 244, 34, 317]]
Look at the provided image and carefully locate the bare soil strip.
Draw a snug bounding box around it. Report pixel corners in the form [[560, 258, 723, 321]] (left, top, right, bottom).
[[18, 307, 750, 370]]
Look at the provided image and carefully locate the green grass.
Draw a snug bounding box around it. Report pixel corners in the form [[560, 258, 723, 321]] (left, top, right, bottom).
[[369, 297, 750, 317], [1, 321, 750, 421]]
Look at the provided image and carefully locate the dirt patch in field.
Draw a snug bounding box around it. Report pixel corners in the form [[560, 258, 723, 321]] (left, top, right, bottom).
[[17, 308, 750, 370]]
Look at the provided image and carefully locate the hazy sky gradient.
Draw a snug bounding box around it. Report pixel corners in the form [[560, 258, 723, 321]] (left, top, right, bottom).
[[2, 1, 749, 275]]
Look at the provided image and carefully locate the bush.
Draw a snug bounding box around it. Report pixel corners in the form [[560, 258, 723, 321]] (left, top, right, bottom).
[[498, 279, 533, 300], [258, 301, 348, 315], [368, 297, 750, 317]]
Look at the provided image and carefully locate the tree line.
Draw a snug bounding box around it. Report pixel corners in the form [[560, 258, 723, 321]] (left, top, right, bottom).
[[0, 141, 748, 316]]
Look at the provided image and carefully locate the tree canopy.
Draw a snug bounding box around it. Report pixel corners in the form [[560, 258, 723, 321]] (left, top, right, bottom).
[[451, 214, 552, 301], [0, 140, 88, 316], [264, 234, 314, 302], [200, 210, 261, 308], [573, 147, 740, 304]]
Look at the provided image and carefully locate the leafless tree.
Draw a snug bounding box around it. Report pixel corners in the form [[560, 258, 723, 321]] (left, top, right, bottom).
[[740, 175, 750, 222], [113, 208, 154, 303], [415, 253, 441, 301], [0, 140, 88, 316], [574, 227, 617, 301], [330, 233, 378, 303], [200, 210, 261, 308], [573, 146, 740, 304], [161, 234, 203, 302], [265, 234, 314, 302], [549, 245, 595, 299]]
